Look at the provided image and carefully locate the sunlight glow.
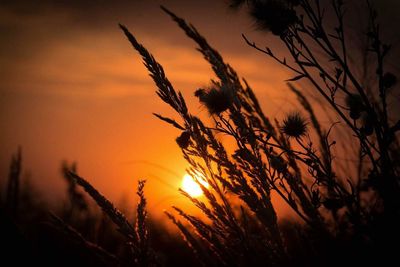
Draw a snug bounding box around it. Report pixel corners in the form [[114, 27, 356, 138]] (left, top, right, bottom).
[[181, 173, 209, 198]]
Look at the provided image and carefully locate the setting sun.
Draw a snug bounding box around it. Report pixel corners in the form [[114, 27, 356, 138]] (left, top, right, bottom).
[[1, 1, 398, 266], [181, 174, 209, 198]]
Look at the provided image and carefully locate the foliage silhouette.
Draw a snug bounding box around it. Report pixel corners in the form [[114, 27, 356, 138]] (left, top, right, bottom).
[[119, 1, 400, 266], [2, 1, 399, 267]]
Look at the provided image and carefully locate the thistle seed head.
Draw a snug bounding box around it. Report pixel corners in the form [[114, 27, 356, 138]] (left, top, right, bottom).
[[176, 131, 191, 149], [270, 155, 287, 173], [345, 94, 364, 120], [360, 113, 374, 136], [195, 86, 233, 115], [281, 112, 308, 138], [250, 0, 297, 36]]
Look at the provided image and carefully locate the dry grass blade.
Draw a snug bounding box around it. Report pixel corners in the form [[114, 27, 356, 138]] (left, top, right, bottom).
[[161, 5, 237, 86], [136, 180, 147, 245], [6, 147, 22, 217], [153, 113, 185, 130], [49, 213, 119, 265], [68, 172, 138, 245], [165, 211, 217, 267], [171, 206, 229, 264], [119, 24, 188, 117], [134, 179, 154, 267]]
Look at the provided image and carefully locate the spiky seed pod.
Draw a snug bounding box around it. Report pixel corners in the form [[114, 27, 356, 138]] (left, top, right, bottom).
[[250, 0, 297, 36], [345, 94, 364, 120], [382, 72, 397, 89], [195, 87, 233, 115], [270, 155, 287, 173], [281, 112, 308, 138], [176, 131, 191, 148]]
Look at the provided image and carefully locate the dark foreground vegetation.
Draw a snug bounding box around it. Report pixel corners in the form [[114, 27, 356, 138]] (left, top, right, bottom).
[[1, 156, 196, 267], [2, 1, 399, 266]]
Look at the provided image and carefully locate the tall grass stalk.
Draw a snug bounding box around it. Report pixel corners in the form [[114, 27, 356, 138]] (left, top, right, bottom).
[[120, 2, 399, 266]]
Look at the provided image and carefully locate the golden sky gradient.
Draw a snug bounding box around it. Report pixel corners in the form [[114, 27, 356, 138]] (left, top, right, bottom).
[[1, 0, 399, 219]]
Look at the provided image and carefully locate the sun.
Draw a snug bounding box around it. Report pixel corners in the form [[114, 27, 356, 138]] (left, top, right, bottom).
[[181, 173, 209, 198]]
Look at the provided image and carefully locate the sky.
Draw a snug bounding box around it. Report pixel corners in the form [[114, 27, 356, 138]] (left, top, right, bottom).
[[1, 0, 399, 218]]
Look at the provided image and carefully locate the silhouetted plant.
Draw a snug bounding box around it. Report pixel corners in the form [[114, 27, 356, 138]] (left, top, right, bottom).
[[49, 213, 120, 266], [69, 172, 159, 267], [1, 151, 193, 267], [61, 162, 89, 221], [119, 1, 399, 266], [5, 147, 22, 218], [6, 1, 396, 266]]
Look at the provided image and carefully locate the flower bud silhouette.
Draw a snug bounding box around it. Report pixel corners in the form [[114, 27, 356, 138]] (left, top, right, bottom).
[[176, 131, 191, 148], [195, 86, 233, 115], [281, 112, 308, 138]]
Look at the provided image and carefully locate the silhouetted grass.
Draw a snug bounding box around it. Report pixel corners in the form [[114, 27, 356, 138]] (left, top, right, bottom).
[[2, 1, 399, 267], [0, 151, 197, 267], [120, 2, 399, 266]]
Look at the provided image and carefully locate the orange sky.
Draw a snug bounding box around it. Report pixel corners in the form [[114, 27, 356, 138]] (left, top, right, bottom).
[[1, 0, 399, 219]]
